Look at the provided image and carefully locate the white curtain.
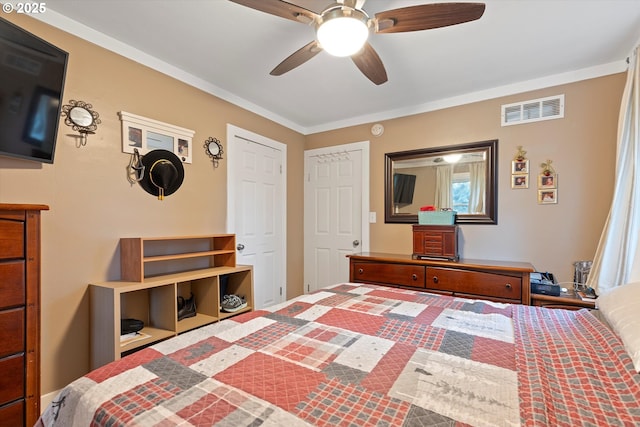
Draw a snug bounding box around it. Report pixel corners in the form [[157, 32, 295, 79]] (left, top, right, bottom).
[[435, 165, 453, 209], [468, 161, 486, 214], [587, 45, 640, 293]]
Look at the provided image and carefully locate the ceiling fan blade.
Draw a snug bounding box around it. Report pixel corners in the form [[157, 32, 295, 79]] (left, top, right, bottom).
[[351, 43, 387, 85], [229, 0, 318, 24], [375, 3, 485, 34], [270, 41, 323, 76]]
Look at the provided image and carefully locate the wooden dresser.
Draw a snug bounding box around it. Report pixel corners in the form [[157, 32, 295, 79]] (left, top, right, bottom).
[[0, 204, 47, 427], [349, 252, 534, 305]]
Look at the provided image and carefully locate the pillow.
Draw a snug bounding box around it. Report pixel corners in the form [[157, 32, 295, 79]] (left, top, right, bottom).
[[597, 281, 640, 372]]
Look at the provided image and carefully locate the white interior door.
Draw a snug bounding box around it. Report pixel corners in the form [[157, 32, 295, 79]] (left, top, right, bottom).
[[304, 141, 369, 293], [227, 124, 286, 309]]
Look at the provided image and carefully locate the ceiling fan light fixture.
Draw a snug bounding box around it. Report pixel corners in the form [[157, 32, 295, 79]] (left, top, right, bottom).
[[443, 154, 463, 163], [316, 7, 369, 57]]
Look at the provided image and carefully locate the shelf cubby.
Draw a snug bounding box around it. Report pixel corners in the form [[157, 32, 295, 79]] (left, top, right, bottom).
[[219, 269, 253, 320]]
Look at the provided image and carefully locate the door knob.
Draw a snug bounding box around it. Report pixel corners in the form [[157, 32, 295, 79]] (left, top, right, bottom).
[[237, 243, 245, 250], [353, 240, 360, 247]]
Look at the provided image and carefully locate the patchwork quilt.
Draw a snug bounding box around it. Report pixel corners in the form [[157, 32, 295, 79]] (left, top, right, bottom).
[[39, 283, 640, 426]]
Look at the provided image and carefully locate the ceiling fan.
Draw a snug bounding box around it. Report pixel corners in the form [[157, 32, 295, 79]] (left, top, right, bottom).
[[229, 0, 485, 85]]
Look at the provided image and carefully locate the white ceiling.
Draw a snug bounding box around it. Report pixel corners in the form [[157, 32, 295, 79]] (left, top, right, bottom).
[[36, 0, 640, 134]]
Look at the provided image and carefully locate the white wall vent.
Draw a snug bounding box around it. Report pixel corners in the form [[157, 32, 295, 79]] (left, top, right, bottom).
[[501, 94, 564, 126]]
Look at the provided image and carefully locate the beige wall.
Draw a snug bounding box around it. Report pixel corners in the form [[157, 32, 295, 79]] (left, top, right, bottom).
[[0, 14, 626, 397], [0, 15, 305, 394], [306, 74, 624, 286]]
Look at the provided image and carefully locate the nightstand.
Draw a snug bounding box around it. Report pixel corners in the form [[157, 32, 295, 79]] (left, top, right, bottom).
[[530, 288, 597, 310]]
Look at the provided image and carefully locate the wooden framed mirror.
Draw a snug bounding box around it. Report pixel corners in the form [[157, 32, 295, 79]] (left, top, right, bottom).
[[385, 139, 498, 224]]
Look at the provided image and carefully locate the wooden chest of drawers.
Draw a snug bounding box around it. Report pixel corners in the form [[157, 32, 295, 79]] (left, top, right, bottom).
[[349, 252, 533, 305], [0, 204, 47, 427], [412, 225, 458, 261]]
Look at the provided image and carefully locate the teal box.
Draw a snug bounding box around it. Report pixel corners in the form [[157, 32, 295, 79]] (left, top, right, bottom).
[[418, 210, 456, 225]]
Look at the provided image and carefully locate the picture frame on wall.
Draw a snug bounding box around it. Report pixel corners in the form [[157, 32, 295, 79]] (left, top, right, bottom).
[[512, 159, 529, 174], [119, 111, 195, 163], [538, 174, 556, 188], [511, 174, 528, 189], [538, 189, 558, 204]]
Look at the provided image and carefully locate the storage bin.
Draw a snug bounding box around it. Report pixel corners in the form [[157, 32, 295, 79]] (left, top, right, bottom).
[[418, 210, 456, 225]]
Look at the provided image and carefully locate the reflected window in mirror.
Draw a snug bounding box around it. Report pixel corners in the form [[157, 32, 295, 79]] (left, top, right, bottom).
[[385, 140, 498, 224]]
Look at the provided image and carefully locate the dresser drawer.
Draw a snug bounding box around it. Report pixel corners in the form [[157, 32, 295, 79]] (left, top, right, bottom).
[[352, 262, 425, 288], [0, 354, 24, 406], [0, 261, 25, 309], [426, 267, 522, 301], [0, 399, 23, 427], [0, 308, 24, 358], [0, 220, 24, 260], [424, 234, 445, 254]]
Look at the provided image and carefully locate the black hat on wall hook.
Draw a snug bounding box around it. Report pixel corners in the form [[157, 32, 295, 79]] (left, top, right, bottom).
[[138, 149, 184, 200]]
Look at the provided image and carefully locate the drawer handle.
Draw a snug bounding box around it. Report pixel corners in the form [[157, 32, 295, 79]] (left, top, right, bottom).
[[505, 283, 512, 289], [358, 268, 364, 275], [432, 276, 439, 284], [412, 274, 418, 281]]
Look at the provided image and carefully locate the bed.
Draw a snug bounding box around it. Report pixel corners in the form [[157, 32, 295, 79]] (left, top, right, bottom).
[[39, 282, 640, 426]]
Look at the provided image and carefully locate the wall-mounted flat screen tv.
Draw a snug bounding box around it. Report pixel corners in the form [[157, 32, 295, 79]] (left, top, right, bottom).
[[0, 17, 68, 163], [393, 173, 416, 205]]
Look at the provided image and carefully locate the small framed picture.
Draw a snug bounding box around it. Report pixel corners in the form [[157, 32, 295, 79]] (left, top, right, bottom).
[[512, 160, 529, 174], [538, 189, 558, 204], [511, 174, 528, 189], [538, 174, 556, 188]]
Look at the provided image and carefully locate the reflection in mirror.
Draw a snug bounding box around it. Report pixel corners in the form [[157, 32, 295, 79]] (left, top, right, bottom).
[[61, 100, 101, 146], [69, 106, 93, 127], [385, 140, 498, 224]]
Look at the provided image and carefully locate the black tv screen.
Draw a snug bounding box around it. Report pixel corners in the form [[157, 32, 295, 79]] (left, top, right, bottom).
[[0, 17, 68, 163], [393, 173, 416, 204]]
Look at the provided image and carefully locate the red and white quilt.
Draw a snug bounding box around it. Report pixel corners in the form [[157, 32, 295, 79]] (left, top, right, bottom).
[[39, 283, 640, 426]]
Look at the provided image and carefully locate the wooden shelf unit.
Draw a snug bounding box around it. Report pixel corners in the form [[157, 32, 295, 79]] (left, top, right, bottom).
[[120, 235, 236, 281], [90, 235, 253, 369]]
